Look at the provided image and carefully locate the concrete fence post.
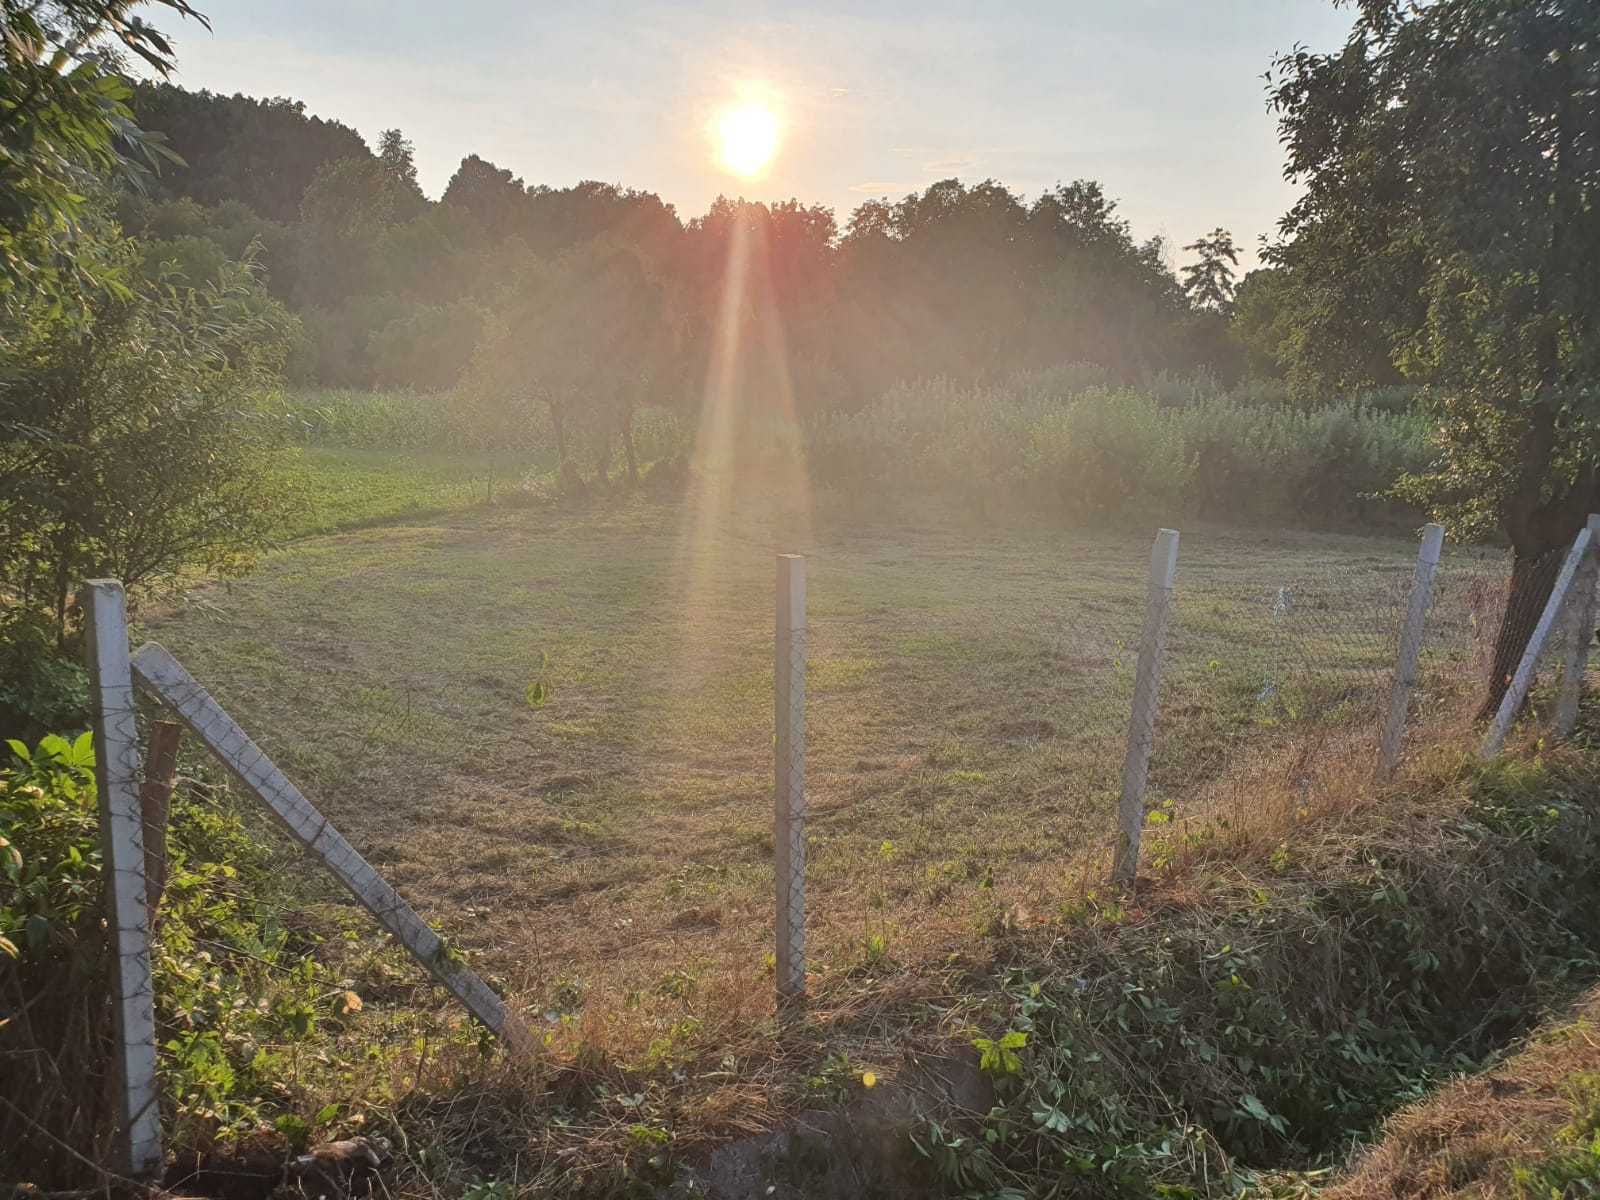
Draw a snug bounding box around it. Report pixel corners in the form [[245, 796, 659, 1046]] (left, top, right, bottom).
[[1554, 514, 1600, 738], [1378, 523, 1445, 775], [774, 554, 807, 1005], [83, 581, 163, 1178], [1483, 525, 1596, 758], [1111, 529, 1179, 888]]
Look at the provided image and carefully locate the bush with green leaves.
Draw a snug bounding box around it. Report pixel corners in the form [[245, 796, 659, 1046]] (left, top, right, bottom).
[[0, 249, 297, 641], [0, 610, 89, 743], [0, 731, 478, 1187]]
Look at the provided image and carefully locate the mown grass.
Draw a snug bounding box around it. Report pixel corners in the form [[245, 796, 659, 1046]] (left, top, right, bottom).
[[126, 440, 1600, 1196], [141, 482, 1508, 1042], [268, 447, 514, 539]]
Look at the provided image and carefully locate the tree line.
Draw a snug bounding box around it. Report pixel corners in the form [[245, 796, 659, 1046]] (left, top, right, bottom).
[[1, 0, 1597, 726], [120, 82, 1245, 404]]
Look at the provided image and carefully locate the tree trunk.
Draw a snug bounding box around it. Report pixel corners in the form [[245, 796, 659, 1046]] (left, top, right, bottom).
[[1479, 544, 1565, 719]]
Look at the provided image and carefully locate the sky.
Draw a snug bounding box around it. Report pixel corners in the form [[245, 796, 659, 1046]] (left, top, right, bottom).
[[153, 1, 1355, 272]]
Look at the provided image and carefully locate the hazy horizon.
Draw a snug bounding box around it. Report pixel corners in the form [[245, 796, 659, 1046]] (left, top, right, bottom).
[[151, 1, 1353, 272]]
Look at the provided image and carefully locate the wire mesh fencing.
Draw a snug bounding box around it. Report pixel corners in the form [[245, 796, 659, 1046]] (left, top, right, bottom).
[[1152, 532, 1413, 835], [80, 512, 1600, 1087]]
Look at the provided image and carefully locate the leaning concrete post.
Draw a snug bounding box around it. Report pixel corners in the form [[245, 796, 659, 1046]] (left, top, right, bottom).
[[1483, 525, 1596, 758], [129, 643, 533, 1055], [1554, 514, 1600, 738], [1378, 523, 1445, 774], [84, 581, 163, 1178], [774, 554, 807, 1004], [1112, 529, 1179, 888]]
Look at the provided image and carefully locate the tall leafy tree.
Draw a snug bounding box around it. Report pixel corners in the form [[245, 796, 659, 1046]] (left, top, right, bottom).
[[1181, 228, 1239, 311], [1270, 0, 1600, 711]]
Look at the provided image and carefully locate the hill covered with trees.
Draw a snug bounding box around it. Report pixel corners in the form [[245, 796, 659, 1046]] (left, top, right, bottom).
[[122, 82, 1241, 398]]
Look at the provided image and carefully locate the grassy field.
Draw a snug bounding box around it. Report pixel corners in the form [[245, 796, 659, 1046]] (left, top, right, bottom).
[[269, 446, 536, 539], [141, 468, 1512, 1048]]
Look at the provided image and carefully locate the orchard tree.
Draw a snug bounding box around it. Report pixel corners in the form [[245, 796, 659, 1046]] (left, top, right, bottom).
[[1270, 0, 1600, 713], [461, 244, 679, 490]]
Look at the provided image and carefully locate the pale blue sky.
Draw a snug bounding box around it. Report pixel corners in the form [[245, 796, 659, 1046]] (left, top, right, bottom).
[[155, 1, 1354, 270]]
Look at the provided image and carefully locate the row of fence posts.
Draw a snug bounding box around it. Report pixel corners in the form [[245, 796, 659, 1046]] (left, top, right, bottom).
[[81, 515, 1600, 1169], [768, 516, 1600, 1005]]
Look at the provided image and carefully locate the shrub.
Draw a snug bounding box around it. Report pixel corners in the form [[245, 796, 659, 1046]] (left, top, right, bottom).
[[0, 732, 467, 1186], [0, 255, 295, 640], [0, 610, 88, 743]]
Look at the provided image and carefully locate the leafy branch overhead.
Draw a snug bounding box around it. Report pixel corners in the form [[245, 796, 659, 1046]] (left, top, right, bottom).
[[0, 1, 207, 301]]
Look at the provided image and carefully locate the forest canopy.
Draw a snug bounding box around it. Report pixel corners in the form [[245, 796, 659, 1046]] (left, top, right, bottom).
[[121, 83, 1239, 402]]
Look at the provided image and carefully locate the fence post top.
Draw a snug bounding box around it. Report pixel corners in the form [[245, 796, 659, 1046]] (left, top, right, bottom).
[[1419, 523, 1445, 561], [1150, 528, 1179, 586], [85, 577, 125, 597]]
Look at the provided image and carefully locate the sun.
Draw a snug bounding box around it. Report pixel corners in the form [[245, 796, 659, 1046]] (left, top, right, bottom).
[[715, 103, 779, 178]]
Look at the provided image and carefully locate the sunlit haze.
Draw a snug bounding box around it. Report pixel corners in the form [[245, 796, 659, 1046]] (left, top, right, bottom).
[[154, 1, 1353, 271]]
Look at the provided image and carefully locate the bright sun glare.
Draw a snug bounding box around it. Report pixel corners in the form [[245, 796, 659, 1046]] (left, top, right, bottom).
[[715, 103, 779, 178]]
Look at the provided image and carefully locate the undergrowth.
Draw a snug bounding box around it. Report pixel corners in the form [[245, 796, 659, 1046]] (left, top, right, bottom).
[[0, 733, 473, 1187], [7, 725, 1600, 1197], [897, 744, 1600, 1198]]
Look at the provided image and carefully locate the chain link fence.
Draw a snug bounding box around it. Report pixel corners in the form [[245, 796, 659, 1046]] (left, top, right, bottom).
[[78, 514, 1600, 1156]]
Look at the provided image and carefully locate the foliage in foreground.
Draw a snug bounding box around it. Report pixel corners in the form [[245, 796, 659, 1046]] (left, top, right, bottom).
[[0, 0, 202, 303], [7, 712, 1600, 1195], [0, 733, 474, 1187], [1283, 987, 1600, 1200]]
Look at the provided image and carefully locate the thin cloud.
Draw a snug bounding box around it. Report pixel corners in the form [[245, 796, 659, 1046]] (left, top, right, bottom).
[[922, 156, 976, 173], [849, 180, 914, 195]]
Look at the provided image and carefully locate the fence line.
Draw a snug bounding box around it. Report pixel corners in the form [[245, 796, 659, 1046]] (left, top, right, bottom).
[[1483, 525, 1596, 757], [129, 642, 532, 1054], [81, 514, 1600, 1146], [83, 580, 163, 1179], [1556, 514, 1600, 737]]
